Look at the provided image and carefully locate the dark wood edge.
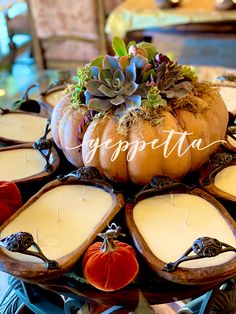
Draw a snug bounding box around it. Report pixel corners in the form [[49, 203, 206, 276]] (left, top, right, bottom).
[[199, 158, 236, 202], [0, 143, 60, 185], [125, 188, 236, 285], [39, 85, 66, 112], [0, 178, 125, 283], [0, 111, 50, 145]]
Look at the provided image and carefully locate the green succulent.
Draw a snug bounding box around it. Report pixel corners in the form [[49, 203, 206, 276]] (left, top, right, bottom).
[[142, 86, 167, 109], [85, 55, 148, 112], [145, 54, 194, 99]]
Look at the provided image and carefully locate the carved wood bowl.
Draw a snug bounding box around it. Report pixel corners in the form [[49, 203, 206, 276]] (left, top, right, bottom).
[[199, 152, 236, 203], [40, 83, 66, 115], [0, 110, 51, 146], [0, 168, 125, 283], [224, 126, 236, 153], [0, 143, 60, 187], [125, 177, 236, 286]]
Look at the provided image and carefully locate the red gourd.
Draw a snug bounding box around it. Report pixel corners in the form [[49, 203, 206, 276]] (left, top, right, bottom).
[[82, 224, 139, 291], [0, 181, 22, 224]]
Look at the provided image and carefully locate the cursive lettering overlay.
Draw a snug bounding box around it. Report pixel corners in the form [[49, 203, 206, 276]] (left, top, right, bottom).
[[65, 129, 226, 163]]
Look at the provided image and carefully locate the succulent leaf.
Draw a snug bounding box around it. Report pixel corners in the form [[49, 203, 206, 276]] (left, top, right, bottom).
[[124, 95, 141, 108], [90, 55, 104, 67], [111, 95, 125, 106], [88, 98, 113, 111], [98, 84, 116, 97], [112, 36, 128, 57], [125, 62, 136, 81], [85, 80, 105, 97], [103, 55, 119, 71]]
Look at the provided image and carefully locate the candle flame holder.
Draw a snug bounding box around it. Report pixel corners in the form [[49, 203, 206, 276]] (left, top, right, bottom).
[[0, 232, 59, 270], [163, 237, 236, 272]]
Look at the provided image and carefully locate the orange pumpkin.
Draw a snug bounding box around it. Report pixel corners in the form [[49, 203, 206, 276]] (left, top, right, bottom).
[[0, 181, 22, 224], [52, 85, 228, 185], [82, 225, 139, 291]]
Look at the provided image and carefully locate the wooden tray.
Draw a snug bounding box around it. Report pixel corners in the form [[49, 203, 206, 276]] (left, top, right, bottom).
[[125, 176, 236, 285], [0, 168, 125, 283], [199, 152, 236, 203]]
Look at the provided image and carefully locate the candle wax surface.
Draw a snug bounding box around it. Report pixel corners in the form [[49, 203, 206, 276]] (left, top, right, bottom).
[[133, 194, 236, 268], [0, 113, 50, 142], [214, 165, 236, 197], [219, 86, 236, 114], [227, 135, 236, 148], [45, 90, 65, 108], [0, 148, 46, 181], [1, 185, 114, 263]]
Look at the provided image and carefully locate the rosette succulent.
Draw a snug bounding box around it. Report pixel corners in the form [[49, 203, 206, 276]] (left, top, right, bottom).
[[85, 55, 148, 112]]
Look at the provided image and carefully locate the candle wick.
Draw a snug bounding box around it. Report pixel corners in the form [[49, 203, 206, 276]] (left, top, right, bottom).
[[57, 204, 60, 222], [170, 194, 174, 207], [36, 228, 39, 242], [81, 187, 86, 201], [185, 210, 190, 226]]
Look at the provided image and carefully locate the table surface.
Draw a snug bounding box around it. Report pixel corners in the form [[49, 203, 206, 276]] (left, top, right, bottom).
[[105, 0, 236, 37]]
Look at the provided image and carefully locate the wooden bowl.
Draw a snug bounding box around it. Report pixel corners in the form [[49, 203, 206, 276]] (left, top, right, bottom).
[[199, 152, 236, 203], [0, 143, 60, 187], [40, 84, 66, 115], [0, 109, 51, 146], [125, 176, 236, 285], [0, 168, 125, 283]]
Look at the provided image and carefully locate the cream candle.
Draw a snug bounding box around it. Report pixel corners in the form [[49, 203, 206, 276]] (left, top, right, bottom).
[[0, 185, 113, 263], [0, 148, 46, 181], [44, 90, 65, 109], [214, 165, 236, 197], [219, 86, 236, 114], [227, 134, 236, 148], [133, 194, 236, 268], [0, 113, 50, 142]]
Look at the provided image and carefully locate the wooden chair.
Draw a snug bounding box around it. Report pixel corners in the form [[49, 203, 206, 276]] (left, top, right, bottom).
[[27, 0, 108, 71], [5, 2, 31, 72]]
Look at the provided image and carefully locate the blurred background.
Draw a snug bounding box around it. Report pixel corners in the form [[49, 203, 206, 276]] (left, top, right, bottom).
[[0, 0, 236, 107]]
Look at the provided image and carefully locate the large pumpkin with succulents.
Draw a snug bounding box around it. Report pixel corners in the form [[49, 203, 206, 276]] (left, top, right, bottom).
[[51, 37, 228, 185]]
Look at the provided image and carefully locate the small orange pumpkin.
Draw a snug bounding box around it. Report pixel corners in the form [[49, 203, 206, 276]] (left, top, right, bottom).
[[82, 224, 139, 291]]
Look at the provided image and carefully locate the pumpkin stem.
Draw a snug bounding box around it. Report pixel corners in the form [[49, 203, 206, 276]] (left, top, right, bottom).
[[99, 223, 125, 253]]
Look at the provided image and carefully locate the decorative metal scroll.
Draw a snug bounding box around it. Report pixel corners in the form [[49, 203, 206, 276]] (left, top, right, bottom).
[[57, 167, 102, 181], [0, 232, 59, 270], [57, 167, 118, 193], [33, 119, 53, 172], [202, 152, 234, 186], [134, 175, 193, 202], [163, 237, 236, 272]]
